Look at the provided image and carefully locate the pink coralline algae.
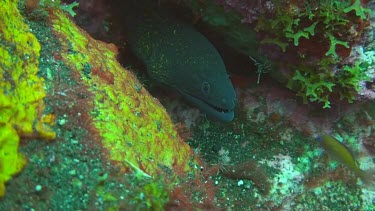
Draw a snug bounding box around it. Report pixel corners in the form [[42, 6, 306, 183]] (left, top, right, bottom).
[[363, 134, 375, 155], [215, 0, 274, 24]]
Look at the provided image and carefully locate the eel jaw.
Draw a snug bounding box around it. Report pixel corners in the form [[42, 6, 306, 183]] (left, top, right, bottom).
[[179, 91, 234, 122]]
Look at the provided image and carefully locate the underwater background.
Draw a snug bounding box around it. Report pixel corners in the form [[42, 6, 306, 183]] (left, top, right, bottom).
[[1, 0, 375, 210]]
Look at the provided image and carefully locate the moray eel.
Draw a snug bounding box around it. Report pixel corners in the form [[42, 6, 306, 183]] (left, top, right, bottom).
[[123, 2, 236, 121]]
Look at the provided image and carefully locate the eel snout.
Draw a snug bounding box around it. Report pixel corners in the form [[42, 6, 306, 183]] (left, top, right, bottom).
[[179, 87, 236, 122]]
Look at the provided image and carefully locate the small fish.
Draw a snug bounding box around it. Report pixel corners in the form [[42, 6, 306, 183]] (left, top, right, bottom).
[[123, 1, 237, 121], [317, 134, 372, 185]]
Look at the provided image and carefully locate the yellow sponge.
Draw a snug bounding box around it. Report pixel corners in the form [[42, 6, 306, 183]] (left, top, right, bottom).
[[0, 125, 27, 197], [0, 0, 55, 197]]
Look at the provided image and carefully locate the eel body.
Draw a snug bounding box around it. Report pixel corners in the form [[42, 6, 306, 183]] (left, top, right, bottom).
[[124, 2, 236, 121]]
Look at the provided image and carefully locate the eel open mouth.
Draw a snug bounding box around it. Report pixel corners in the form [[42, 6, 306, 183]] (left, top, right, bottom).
[[179, 91, 235, 122]]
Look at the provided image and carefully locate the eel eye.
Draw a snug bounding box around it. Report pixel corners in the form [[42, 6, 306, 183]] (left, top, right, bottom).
[[201, 82, 210, 95]]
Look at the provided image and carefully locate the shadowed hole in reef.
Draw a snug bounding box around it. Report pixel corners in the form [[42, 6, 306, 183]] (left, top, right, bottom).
[[63, 0, 264, 115]]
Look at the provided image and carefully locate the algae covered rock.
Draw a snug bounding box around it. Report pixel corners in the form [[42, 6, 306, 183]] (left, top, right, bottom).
[[0, 0, 210, 208]]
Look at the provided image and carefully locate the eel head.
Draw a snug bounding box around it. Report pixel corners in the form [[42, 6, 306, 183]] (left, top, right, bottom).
[[173, 70, 237, 122]]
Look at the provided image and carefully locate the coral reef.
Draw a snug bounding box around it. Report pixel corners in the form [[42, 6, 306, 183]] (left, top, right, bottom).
[[180, 0, 374, 108], [2, 0, 375, 209]]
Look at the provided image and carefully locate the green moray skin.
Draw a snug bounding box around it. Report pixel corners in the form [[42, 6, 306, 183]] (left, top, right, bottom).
[[124, 2, 236, 121]]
